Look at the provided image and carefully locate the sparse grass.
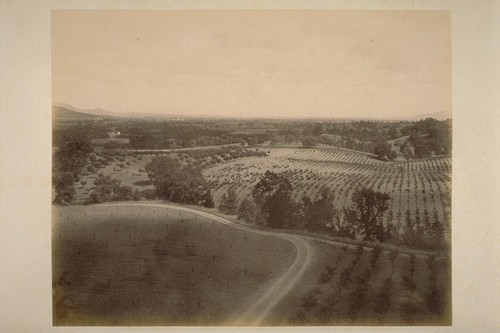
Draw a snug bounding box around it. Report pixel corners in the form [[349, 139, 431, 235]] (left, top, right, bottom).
[[52, 204, 295, 325]]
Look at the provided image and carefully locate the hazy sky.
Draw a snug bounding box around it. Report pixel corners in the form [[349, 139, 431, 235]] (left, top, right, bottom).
[[52, 10, 451, 119]]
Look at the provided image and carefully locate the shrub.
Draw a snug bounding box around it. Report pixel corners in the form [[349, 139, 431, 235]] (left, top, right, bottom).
[[54, 172, 76, 205], [139, 189, 157, 200], [133, 179, 155, 186], [114, 186, 133, 201], [238, 198, 257, 223]]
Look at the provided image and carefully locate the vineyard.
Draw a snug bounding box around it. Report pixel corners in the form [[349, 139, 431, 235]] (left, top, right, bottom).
[[52, 145, 452, 325], [68, 146, 267, 203], [274, 240, 450, 325], [67, 145, 451, 244], [203, 148, 452, 241]]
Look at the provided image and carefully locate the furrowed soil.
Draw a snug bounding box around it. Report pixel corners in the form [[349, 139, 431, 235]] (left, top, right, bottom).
[[52, 204, 295, 325]]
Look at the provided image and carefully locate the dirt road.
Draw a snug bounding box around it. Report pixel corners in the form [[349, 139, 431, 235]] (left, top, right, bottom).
[[100, 202, 313, 325]]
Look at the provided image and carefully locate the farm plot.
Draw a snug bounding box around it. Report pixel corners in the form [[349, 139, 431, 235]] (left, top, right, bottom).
[[203, 148, 451, 240], [72, 152, 154, 203], [272, 242, 450, 325], [52, 205, 295, 325], [69, 147, 267, 204]]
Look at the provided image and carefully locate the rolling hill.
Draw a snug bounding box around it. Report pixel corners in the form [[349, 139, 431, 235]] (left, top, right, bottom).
[[53, 105, 102, 119]]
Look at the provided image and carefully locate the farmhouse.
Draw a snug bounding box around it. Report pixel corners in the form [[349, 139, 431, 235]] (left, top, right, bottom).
[[108, 131, 121, 138]]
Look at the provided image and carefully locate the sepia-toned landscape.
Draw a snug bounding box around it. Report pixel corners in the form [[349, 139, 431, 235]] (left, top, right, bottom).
[[52, 10, 451, 326]]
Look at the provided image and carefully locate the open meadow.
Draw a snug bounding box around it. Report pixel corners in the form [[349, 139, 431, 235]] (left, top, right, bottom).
[[52, 204, 295, 325]]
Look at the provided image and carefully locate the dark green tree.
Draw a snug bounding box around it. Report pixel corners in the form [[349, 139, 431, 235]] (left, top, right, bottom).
[[87, 174, 121, 203], [343, 187, 391, 241], [312, 123, 323, 136], [253, 171, 294, 228], [54, 171, 76, 205], [219, 187, 238, 214], [373, 136, 395, 161], [302, 190, 336, 232], [55, 137, 93, 180], [201, 189, 215, 208], [302, 136, 319, 148], [114, 186, 133, 201], [401, 209, 423, 248], [145, 156, 208, 205], [331, 210, 357, 239], [238, 198, 258, 223]]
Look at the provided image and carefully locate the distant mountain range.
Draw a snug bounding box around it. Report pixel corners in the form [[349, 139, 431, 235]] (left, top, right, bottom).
[[53, 103, 195, 119], [53, 103, 115, 118], [406, 111, 452, 121], [53, 103, 452, 121]]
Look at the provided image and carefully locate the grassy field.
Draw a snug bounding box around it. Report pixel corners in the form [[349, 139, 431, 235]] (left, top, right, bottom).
[[52, 204, 295, 325]]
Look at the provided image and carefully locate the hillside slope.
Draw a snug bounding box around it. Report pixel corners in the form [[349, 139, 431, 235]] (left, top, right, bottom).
[[53, 105, 100, 119]]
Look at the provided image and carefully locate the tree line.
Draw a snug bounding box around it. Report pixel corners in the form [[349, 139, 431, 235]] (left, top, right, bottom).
[[225, 171, 394, 242], [53, 140, 445, 249], [53, 137, 93, 204], [219, 171, 445, 249]]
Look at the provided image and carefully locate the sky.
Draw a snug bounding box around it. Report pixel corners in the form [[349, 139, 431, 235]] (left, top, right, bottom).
[[52, 10, 451, 119]]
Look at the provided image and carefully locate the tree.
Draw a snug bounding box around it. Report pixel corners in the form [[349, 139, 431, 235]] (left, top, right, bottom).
[[313, 123, 323, 136], [387, 125, 399, 139], [145, 156, 208, 205], [252, 171, 294, 228], [55, 137, 93, 180], [54, 172, 76, 205], [302, 136, 319, 148], [373, 137, 395, 161], [332, 210, 356, 239], [114, 186, 133, 201], [219, 187, 238, 214], [403, 118, 451, 158], [238, 198, 258, 223], [408, 132, 431, 158], [87, 174, 121, 203], [201, 189, 215, 208], [343, 187, 391, 241], [428, 212, 445, 249], [302, 190, 336, 232]]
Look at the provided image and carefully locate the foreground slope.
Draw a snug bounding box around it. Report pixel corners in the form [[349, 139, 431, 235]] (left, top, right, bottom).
[[52, 204, 296, 325]]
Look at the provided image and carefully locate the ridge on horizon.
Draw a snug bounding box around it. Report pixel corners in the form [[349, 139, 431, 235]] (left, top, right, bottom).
[[53, 102, 452, 121]]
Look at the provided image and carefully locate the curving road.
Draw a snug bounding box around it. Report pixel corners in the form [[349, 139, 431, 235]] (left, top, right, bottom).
[[100, 202, 313, 326]]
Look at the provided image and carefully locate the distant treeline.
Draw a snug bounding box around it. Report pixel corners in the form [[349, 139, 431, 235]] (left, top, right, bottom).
[[53, 117, 451, 159], [401, 118, 452, 157]]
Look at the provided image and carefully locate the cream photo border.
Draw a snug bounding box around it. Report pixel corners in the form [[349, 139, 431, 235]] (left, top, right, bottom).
[[0, 0, 498, 332]]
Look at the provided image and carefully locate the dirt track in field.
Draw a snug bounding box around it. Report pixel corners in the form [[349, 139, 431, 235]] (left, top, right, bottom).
[[100, 202, 313, 325]]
